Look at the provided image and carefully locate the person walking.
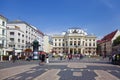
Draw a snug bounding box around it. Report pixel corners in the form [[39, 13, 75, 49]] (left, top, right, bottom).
[[46, 54, 49, 63]]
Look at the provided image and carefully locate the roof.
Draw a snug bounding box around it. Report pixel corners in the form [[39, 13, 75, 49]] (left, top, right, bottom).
[[0, 14, 8, 20], [37, 30, 44, 36], [101, 29, 118, 42]]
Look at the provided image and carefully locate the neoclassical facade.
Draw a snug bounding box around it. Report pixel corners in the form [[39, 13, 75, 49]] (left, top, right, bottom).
[[52, 28, 97, 55]]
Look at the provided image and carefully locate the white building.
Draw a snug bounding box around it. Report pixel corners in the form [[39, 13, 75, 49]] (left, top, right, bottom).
[[35, 29, 44, 51], [7, 20, 44, 54], [0, 15, 7, 61], [6, 25, 25, 54], [43, 35, 53, 53], [52, 28, 97, 55]]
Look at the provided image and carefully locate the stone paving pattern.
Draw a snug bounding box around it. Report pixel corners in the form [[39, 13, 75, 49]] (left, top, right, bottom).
[[0, 57, 120, 80]]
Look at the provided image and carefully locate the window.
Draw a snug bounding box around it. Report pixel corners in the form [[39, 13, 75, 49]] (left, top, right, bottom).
[[10, 32, 14, 35], [22, 40, 24, 43], [55, 43, 57, 46], [22, 34, 24, 37], [18, 45, 20, 48], [70, 41, 72, 45], [93, 43, 95, 46], [62, 43, 64, 46], [2, 30, 5, 35], [10, 38, 14, 42], [55, 39, 57, 41], [2, 40, 4, 47], [2, 21, 5, 26], [89, 43, 91, 46], [59, 43, 61, 46], [18, 39, 20, 42], [18, 33, 20, 36], [85, 43, 87, 46], [78, 41, 80, 45], [74, 41, 76, 46]]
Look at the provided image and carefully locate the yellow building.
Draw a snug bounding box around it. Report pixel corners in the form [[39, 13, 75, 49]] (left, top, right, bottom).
[[52, 28, 97, 55]]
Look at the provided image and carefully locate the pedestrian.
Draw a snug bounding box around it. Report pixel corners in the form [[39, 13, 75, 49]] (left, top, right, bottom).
[[59, 53, 63, 60], [46, 54, 49, 63], [68, 54, 72, 60], [12, 54, 16, 63], [41, 53, 45, 63]]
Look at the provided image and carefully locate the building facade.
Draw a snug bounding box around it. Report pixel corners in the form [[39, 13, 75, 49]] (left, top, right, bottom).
[[52, 28, 97, 55], [0, 15, 7, 59], [43, 35, 53, 53], [7, 20, 44, 54], [98, 29, 120, 56]]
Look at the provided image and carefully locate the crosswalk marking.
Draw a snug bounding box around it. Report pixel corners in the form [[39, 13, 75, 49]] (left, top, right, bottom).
[[94, 70, 119, 80], [0, 64, 37, 80], [33, 69, 60, 80], [73, 72, 82, 76]]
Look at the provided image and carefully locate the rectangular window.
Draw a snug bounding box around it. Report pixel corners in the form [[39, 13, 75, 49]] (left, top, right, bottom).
[[18, 39, 20, 42], [10, 32, 14, 35], [93, 43, 95, 46], [2, 30, 5, 35], [62, 43, 64, 46], [59, 43, 61, 46], [55, 43, 57, 46], [10, 38, 14, 42], [89, 43, 91, 46], [74, 41, 76, 46], [22, 34, 24, 37], [18, 33, 20, 36], [22, 40, 24, 43], [78, 41, 80, 45], [70, 41, 72, 45], [2, 21, 5, 26], [55, 39, 57, 41]]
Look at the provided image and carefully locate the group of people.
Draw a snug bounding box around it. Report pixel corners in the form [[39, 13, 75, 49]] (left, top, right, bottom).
[[55, 53, 83, 60]]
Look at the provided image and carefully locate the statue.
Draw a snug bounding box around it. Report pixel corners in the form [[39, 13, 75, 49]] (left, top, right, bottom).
[[32, 40, 40, 60]]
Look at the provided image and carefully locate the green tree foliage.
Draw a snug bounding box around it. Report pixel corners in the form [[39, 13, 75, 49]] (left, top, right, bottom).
[[113, 35, 120, 46]]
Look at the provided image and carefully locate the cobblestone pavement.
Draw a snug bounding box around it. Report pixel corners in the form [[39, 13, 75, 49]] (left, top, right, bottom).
[[0, 57, 120, 80]]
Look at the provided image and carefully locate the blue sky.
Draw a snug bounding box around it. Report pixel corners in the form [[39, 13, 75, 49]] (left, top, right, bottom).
[[0, 0, 120, 39]]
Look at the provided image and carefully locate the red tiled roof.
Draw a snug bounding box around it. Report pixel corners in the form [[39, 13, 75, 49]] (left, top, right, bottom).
[[97, 40, 101, 43], [101, 29, 118, 42]]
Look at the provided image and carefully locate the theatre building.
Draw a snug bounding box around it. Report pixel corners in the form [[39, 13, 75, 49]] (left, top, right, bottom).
[[52, 28, 97, 55]]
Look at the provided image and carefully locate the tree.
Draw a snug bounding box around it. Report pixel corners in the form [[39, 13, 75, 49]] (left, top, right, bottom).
[[113, 35, 120, 46]]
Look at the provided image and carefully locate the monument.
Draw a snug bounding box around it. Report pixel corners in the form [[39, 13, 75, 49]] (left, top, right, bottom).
[[32, 40, 40, 59]]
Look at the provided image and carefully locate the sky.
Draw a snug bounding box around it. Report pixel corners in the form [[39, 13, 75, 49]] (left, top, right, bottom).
[[0, 0, 120, 39]]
